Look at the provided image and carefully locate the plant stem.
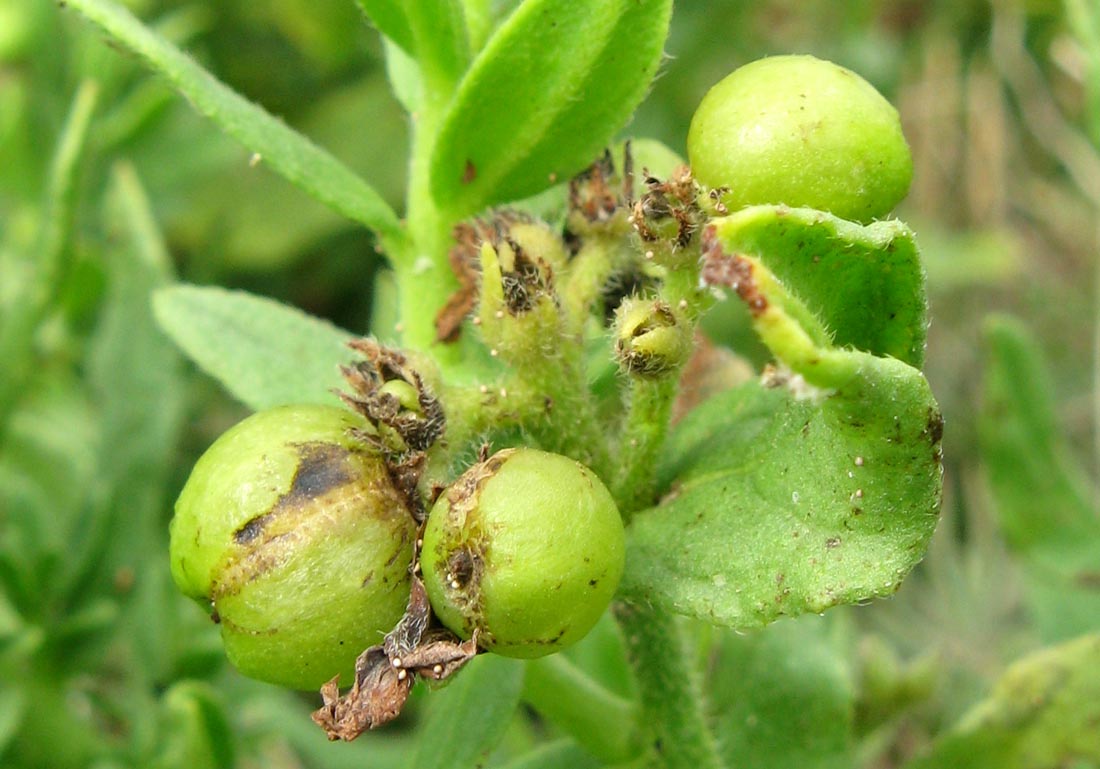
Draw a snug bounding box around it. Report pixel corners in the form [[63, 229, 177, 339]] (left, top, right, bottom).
[[614, 603, 725, 769], [614, 377, 677, 517], [523, 655, 640, 764]]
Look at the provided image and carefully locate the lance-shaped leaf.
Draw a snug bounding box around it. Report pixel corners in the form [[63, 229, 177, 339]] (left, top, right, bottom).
[[703, 205, 927, 367], [430, 0, 672, 217], [152, 285, 353, 411], [905, 634, 1100, 769], [65, 0, 405, 244], [621, 221, 942, 627]]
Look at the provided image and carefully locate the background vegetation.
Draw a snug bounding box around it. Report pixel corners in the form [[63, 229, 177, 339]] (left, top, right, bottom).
[[1, 0, 1098, 767]]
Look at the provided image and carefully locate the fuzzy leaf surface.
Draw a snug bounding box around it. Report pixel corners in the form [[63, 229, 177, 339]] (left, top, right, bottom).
[[153, 285, 353, 411], [430, 0, 672, 217], [711, 206, 928, 367], [354, 0, 416, 53], [623, 223, 942, 627]]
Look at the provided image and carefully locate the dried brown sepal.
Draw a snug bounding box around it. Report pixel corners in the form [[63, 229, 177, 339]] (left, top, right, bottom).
[[384, 577, 432, 659], [400, 628, 479, 682], [629, 164, 702, 250], [313, 578, 480, 741], [312, 645, 414, 741], [498, 238, 554, 315], [340, 339, 446, 454], [568, 149, 624, 227]]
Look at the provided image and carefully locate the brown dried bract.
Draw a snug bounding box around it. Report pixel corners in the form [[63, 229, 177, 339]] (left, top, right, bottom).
[[629, 164, 702, 249], [341, 339, 446, 454], [569, 148, 627, 226], [312, 576, 479, 741], [312, 645, 413, 741], [700, 225, 768, 316]]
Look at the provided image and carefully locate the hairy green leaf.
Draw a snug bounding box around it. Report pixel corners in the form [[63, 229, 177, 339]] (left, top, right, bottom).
[[152, 285, 354, 411], [708, 206, 928, 367], [980, 316, 1100, 640], [708, 616, 854, 769], [403, 655, 524, 769], [623, 230, 942, 627], [430, 0, 672, 217], [905, 634, 1100, 769], [64, 0, 405, 243]]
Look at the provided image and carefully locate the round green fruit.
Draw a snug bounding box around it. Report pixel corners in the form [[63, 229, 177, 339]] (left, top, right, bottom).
[[170, 404, 416, 690], [687, 54, 913, 223], [421, 448, 624, 658]]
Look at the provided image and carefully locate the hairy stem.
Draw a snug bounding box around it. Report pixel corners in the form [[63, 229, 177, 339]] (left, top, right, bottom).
[[614, 377, 677, 517], [523, 655, 640, 764], [614, 603, 725, 769]]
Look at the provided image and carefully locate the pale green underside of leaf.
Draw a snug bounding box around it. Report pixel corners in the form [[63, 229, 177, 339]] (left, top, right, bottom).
[[152, 285, 354, 411], [712, 206, 928, 367], [905, 634, 1100, 768], [623, 211, 941, 628], [65, 0, 404, 243], [430, 0, 672, 217]]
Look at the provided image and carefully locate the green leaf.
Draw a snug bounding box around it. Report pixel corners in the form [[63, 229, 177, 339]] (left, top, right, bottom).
[[905, 634, 1100, 769], [354, 0, 416, 54], [152, 285, 354, 411], [708, 616, 854, 769], [155, 682, 235, 769], [980, 316, 1100, 640], [706, 206, 928, 367], [492, 740, 604, 769], [404, 655, 524, 769], [623, 236, 942, 627], [64, 0, 405, 244], [430, 0, 672, 217], [406, 0, 470, 94]]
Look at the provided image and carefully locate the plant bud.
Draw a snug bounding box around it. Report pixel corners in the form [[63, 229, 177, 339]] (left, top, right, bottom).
[[170, 404, 416, 690], [420, 448, 624, 658], [615, 298, 693, 378]]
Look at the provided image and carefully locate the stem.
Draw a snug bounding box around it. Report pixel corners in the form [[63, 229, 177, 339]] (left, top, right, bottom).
[[614, 377, 677, 517], [523, 655, 640, 764], [395, 69, 464, 370], [614, 604, 725, 769]]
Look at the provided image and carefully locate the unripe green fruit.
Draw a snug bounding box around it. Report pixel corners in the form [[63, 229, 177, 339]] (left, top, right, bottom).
[[687, 55, 913, 223], [170, 404, 416, 690], [421, 449, 624, 658]]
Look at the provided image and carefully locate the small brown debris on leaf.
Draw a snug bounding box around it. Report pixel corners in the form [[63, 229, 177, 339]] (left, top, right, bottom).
[[700, 225, 768, 316]]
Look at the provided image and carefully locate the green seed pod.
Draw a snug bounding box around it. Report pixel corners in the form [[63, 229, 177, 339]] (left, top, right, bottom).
[[421, 448, 625, 658], [170, 404, 416, 690], [687, 55, 913, 223]]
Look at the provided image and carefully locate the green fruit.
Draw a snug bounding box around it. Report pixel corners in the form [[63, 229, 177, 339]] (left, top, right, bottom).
[[421, 448, 625, 658], [170, 404, 416, 690], [687, 54, 913, 223]]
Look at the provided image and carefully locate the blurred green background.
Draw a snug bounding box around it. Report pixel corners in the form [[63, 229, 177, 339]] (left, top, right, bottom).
[[1, 0, 1099, 767]]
